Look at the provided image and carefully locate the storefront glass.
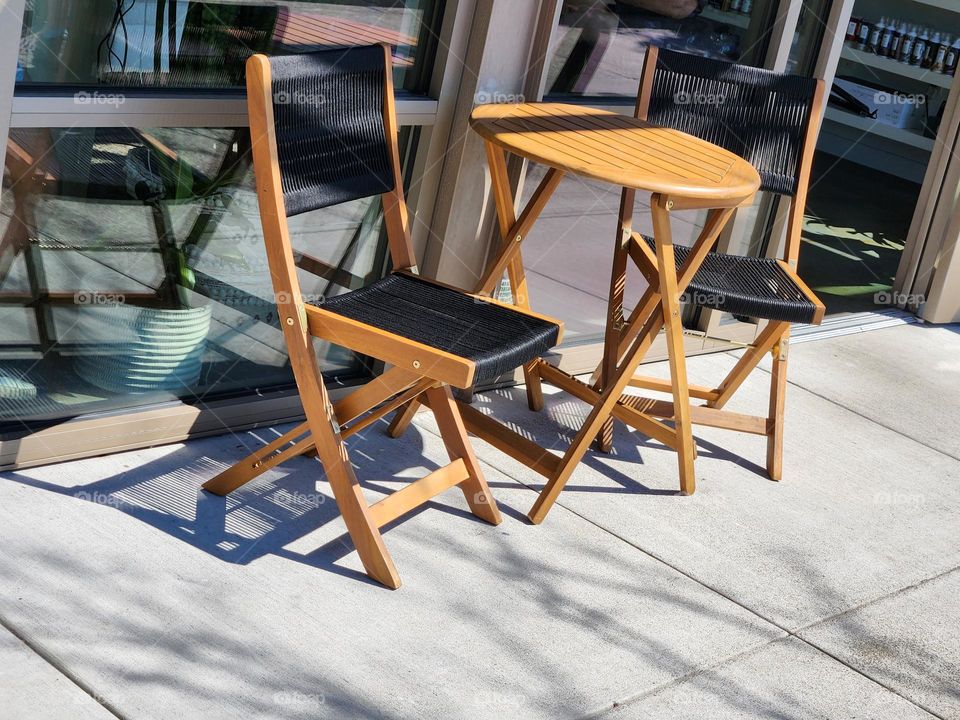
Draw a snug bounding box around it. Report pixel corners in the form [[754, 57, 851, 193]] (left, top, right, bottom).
[[1, 1, 442, 438], [523, 0, 781, 344], [16, 1, 437, 92]]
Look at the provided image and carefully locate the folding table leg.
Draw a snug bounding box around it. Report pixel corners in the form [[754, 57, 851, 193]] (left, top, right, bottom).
[[651, 195, 696, 495], [528, 308, 665, 524], [507, 253, 545, 411], [595, 188, 635, 452], [766, 330, 790, 481]]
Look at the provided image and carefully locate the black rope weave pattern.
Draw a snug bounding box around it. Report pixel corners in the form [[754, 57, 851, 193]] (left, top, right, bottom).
[[644, 237, 817, 324], [649, 49, 818, 197], [319, 274, 561, 386], [269, 47, 395, 216]]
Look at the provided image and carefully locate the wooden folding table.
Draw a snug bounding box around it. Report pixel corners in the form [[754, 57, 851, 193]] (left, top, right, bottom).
[[422, 102, 760, 523]]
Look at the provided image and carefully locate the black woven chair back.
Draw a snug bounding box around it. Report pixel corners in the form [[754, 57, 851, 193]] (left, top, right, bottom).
[[647, 49, 818, 197], [268, 46, 395, 217]]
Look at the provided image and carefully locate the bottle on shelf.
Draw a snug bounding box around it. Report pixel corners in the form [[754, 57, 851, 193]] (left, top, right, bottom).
[[740, 0, 752, 14], [947, 37, 960, 77], [927, 32, 942, 70], [899, 25, 917, 64], [911, 27, 929, 67], [857, 19, 873, 51], [846, 16, 860, 43], [889, 22, 905, 60], [880, 19, 897, 57], [869, 18, 886, 55], [730, 0, 742, 12]]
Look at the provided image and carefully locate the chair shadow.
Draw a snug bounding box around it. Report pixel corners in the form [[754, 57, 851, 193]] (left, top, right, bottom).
[[469, 385, 771, 504], [2, 381, 773, 585], [2, 422, 495, 588]]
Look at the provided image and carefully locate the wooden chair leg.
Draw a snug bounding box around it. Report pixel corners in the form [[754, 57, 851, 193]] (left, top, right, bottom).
[[321, 450, 402, 590], [766, 332, 789, 481], [425, 385, 502, 525], [202, 421, 313, 495], [387, 399, 421, 438], [522, 359, 545, 412]]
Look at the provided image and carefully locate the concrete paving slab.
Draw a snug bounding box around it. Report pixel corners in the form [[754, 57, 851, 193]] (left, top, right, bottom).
[[0, 421, 781, 719], [773, 323, 960, 459], [593, 637, 935, 720], [799, 569, 960, 719], [0, 627, 116, 720], [429, 345, 960, 630]]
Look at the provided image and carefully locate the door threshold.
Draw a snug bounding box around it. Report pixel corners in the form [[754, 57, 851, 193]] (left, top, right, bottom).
[[791, 309, 919, 344]]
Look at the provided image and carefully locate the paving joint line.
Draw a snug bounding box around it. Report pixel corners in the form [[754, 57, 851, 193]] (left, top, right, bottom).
[[408, 415, 953, 720], [554, 501, 952, 720], [576, 636, 789, 720], [0, 610, 127, 720]]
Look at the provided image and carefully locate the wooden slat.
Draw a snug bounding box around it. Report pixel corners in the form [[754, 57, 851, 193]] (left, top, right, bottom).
[[457, 401, 562, 478], [711, 321, 790, 410], [626, 374, 720, 402], [478, 164, 565, 295], [470, 103, 760, 201], [333, 367, 420, 426], [775, 259, 826, 325], [508, 109, 728, 182], [626, 397, 768, 436], [368, 459, 470, 528], [306, 305, 476, 389], [202, 422, 312, 495], [340, 378, 437, 440]]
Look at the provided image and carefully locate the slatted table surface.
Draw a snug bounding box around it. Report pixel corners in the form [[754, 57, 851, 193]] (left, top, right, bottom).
[[470, 103, 760, 201]]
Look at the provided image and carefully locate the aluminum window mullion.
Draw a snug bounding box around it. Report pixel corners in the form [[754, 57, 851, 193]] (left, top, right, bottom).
[[9, 96, 439, 128]]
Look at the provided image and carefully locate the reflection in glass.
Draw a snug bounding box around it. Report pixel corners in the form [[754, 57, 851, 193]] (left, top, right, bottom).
[[17, 1, 441, 92], [548, 0, 774, 97], [0, 126, 400, 430]]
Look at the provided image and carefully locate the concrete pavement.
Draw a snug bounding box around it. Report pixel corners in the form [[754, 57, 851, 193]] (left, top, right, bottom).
[[1, 323, 957, 719]]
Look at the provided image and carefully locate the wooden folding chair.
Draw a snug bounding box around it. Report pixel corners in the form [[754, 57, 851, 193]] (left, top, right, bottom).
[[595, 47, 827, 484], [202, 45, 562, 589]]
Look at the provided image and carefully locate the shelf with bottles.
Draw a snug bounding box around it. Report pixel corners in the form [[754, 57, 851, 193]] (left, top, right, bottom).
[[843, 15, 959, 84], [840, 45, 954, 89]]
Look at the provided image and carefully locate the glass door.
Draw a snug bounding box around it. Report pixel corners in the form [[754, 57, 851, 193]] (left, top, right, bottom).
[[793, 0, 960, 316]]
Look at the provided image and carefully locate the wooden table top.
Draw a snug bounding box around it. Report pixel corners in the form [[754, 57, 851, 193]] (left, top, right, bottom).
[[470, 103, 761, 202]]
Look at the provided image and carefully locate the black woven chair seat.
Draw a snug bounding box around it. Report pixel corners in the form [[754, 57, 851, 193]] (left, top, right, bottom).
[[317, 273, 560, 384], [643, 237, 817, 324]]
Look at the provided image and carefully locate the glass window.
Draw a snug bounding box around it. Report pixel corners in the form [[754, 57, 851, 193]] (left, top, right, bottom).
[[519, 0, 785, 345], [16, 1, 442, 93], [0, 125, 410, 431], [547, 0, 776, 99]]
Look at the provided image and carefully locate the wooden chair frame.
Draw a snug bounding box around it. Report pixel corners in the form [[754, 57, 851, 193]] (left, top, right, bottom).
[[203, 46, 542, 589], [590, 47, 827, 485]]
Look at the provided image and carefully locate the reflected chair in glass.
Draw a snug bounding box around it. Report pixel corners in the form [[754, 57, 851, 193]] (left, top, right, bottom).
[[593, 47, 826, 486], [201, 45, 563, 589]]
